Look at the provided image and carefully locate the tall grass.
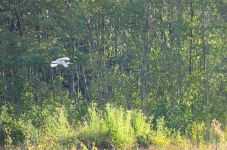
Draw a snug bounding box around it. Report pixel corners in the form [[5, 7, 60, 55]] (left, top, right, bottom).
[[77, 103, 152, 149], [1, 103, 227, 149]]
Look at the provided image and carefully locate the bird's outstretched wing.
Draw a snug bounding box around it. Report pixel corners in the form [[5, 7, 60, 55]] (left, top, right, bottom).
[[50, 63, 58, 67], [51, 60, 58, 64], [59, 57, 70, 61]]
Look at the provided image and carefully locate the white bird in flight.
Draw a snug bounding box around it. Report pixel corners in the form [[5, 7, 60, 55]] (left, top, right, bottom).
[[50, 57, 72, 68]]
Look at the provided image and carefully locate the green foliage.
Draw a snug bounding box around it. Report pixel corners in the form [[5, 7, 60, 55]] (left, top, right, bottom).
[[151, 117, 171, 148], [132, 110, 152, 147], [105, 103, 136, 148], [0, 104, 77, 149], [184, 119, 227, 149], [0, 106, 25, 145], [0, 0, 226, 149], [186, 122, 206, 145], [209, 119, 225, 148], [171, 131, 189, 150], [36, 107, 76, 149], [78, 103, 154, 148], [77, 103, 109, 148]]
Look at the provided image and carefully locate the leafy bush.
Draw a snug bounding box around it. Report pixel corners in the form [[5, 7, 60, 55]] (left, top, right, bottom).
[[132, 110, 152, 147], [0, 106, 25, 145], [210, 119, 225, 142], [186, 121, 206, 146], [0, 99, 79, 149], [78, 103, 152, 149], [77, 103, 109, 148], [171, 131, 190, 149], [151, 117, 171, 148], [209, 119, 226, 149], [105, 104, 135, 148], [39, 107, 75, 148]]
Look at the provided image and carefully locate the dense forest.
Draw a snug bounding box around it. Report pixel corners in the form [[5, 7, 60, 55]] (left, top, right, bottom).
[[0, 0, 226, 149]]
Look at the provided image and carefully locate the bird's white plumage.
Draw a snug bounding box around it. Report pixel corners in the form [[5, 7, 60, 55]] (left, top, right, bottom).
[[50, 63, 58, 67], [50, 57, 72, 68], [60, 57, 70, 61]]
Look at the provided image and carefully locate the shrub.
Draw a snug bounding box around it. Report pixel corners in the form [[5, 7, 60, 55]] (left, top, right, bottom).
[[151, 117, 171, 148], [38, 107, 76, 149], [210, 119, 224, 142], [20, 106, 77, 149], [77, 103, 109, 148], [78, 103, 153, 149], [0, 106, 25, 145], [209, 119, 225, 149], [186, 121, 206, 146], [132, 110, 152, 147], [105, 104, 136, 148], [171, 131, 190, 149]]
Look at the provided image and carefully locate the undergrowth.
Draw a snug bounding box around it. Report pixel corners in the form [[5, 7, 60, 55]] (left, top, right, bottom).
[[0, 103, 226, 149]]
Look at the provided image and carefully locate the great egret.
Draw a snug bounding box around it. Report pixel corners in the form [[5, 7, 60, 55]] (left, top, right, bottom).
[[50, 57, 72, 68]]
